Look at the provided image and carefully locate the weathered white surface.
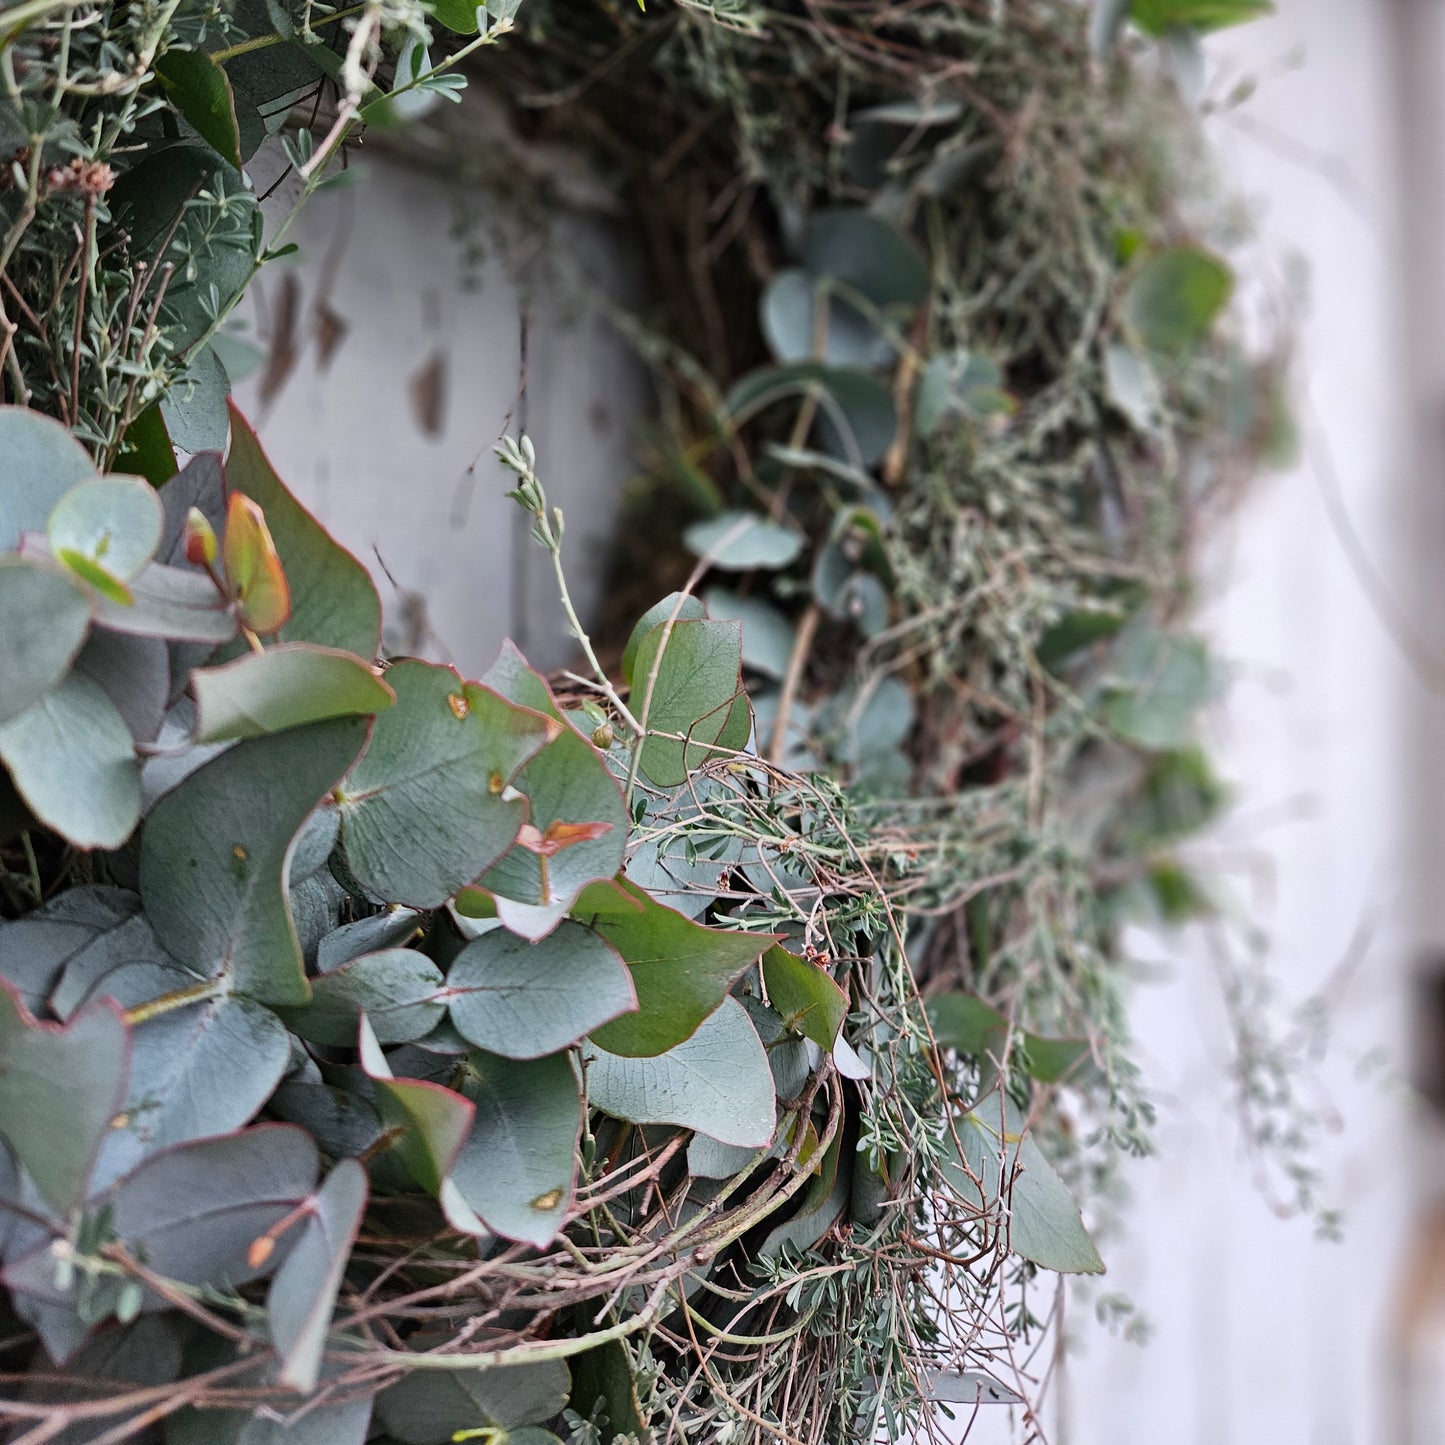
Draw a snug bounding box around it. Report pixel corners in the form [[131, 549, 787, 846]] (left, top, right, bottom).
[[1062, 4, 1419, 1443], [232, 102, 645, 677]]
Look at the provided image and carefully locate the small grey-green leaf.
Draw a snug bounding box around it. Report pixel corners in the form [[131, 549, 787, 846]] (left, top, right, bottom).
[[0, 981, 129, 1215], [280, 948, 446, 1046], [0, 406, 97, 552], [0, 673, 140, 850], [0, 557, 93, 727], [442, 1049, 580, 1248], [584, 997, 776, 1148], [47, 476, 163, 586], [445, 921, 636, 1058], [268, 1158, 368, 1392], [684, 510, 802, 572]]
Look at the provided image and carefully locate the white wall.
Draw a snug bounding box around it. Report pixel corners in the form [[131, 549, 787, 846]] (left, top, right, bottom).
[[1064, 4, 1420, 1443], [232, 97, 647, 678]]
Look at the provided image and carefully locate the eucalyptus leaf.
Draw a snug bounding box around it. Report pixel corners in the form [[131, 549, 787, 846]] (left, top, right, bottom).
[[48, 477, 163, 594], [225, 403, 382, 657], [577, 879, 773, 1057], [358, 1015, 473, 1194], [478, 643, 626, 930], [375, 1341, 569, 1445], [760, 946, 848, 1051], [160, 344, 232, 453], [445, 921, 636, 1059], [629, 616, 744, 788], [267, 1158, 368, 1392], [442, 1049, 580, 1247], [74, 630, 169, 744], [0, 557, 93, 727], [942, 1104, 1104, 1275], [140, 717, 371, 1005], [337, 659, 557, 907], [107, 1125, 320, 1297], [280, 948, 446, 1046], [0, 886, 141, 1013], [91, 562, 237, 644], [0, 407, 97, 552], [191, 643, 395, 741], [1124, 246, 1233, 354], [704, 587, 794, 679], [0, 673, 141, 850], [684, 510, 802, 571], [620, 592, 705, 688], [0, 982, 129, 1215], [584, 997, 776, 1148]]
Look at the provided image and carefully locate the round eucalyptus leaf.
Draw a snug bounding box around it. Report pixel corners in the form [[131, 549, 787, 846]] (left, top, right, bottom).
[[0, 406, 98, 552], [445, 922, 636, 1059], [48, 477, 164, 586], [684, 510, 802, 571], [0, 557, 93, 727], [0, 672, 141, 850], [803, 208, 929, 310], [1123, 246, 1233, 354]]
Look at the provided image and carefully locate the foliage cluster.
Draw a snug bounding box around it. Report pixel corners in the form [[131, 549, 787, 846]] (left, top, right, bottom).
[[0, 1, 1286, 1443]]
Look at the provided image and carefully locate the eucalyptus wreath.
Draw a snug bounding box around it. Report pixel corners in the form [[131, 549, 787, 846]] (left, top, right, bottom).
[[0, 2, 1286, 1443]]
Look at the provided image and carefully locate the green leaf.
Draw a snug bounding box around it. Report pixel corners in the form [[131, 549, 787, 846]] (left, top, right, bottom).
[[91, 562, 237, 644], [578, 879, 773, 1056], [100, 974, 291, 1173], [48, 477, 164, 587], [280, 948, 446, 1046], [567, 1341, 645, 1445], [168, 1397, 372, 1445], [630, 616, 744, 788], [107, 1125, 319, 1292], [225, 403, 382, 657], [684, 510, 802, 571], [0, 673, 141, 850], [191, 643, 395, 741], [704, 587, 794, 679], [804, 209, 930, 311], [442, 1049, 581, 1247], [0, 557, 93, 727], [154, 48, 244, 167], [444, 921, 636, 1058], [0, 406, 98, 552], [336, 659, 558, 907], [75, 629, 169, 744], [359, 1016, 473, 1194], [943, 1104, 1105, 1274], [1101, 628, 1215, 749], [926, 994, 1093, 1085], [620, 592, 706, 688], [1123, 246, 1233, 354], [478, 643, 627, 932], [760, 946, 848, 1051], [0, 981, 129, 1214], [0, 885, 141, 1013], [1129, 0, 1273, 35], [160, 344, 232, 453], [376, 1340, 570, 1445], [429, 0, 483, 34], [115, 404, 176, 488], [761, 268, 891, 368], [726, 364, 896, 469], [316, 908, 421, 971], [140, 718, 371, 1006], [267, 1158, 368, 1392], [223, 492, 290, 635], [584, 997, 776, 1147]]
